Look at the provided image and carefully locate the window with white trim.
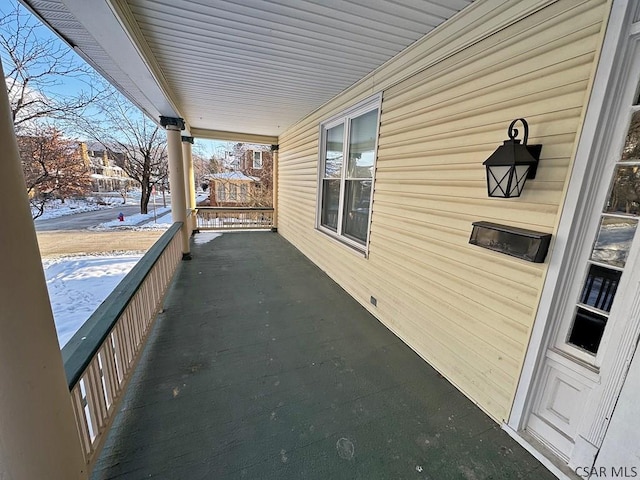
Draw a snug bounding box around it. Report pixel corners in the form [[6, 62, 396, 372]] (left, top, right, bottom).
[[253, 151, 263, 169], [317, 95, 381, 249], [217, 182, 226, 202]]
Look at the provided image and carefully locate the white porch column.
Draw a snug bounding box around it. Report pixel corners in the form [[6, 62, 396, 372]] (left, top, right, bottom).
[[181, 136, 198, 234], [271, 144, 279, 232], [0, 61, 86, 479], [160, 116, 191, 260]]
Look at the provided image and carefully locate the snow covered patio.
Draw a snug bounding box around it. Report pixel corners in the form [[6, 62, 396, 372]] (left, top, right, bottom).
[[90, 231, 554, 480]]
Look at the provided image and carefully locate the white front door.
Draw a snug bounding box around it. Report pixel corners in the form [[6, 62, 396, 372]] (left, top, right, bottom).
[[524, 11, 640, 470]]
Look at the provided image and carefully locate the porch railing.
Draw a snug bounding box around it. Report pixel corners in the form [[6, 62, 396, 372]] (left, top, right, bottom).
[[196, 206, 274, 230], [61, 222, 183, 469]]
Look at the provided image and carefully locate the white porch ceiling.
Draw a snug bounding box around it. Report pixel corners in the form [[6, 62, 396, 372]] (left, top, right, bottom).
[[22, 0, 474, 141]]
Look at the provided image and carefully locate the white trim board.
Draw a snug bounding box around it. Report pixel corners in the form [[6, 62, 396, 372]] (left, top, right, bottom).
[[502, 425, 581, 480], [508, 0, 640, 450]]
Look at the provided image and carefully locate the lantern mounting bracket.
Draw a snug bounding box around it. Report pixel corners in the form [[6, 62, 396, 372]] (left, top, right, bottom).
[[482, 117, 542, 198], [507, 118, 541, 179]]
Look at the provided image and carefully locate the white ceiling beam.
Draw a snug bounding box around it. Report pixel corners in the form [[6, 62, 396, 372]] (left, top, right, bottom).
[[190, 128, 278, 145]]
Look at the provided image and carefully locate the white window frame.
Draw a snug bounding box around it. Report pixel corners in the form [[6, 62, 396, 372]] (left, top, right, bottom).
[[315, 93, 382, 254], [217, 182, 226, 202], [253, 151, 263, 169]]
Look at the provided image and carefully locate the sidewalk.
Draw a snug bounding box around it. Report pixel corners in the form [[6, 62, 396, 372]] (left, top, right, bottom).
[[36, 230, 164, 257]]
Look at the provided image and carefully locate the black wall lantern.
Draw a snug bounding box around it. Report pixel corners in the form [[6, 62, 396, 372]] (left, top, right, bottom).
[[483, 118, 542, 198]]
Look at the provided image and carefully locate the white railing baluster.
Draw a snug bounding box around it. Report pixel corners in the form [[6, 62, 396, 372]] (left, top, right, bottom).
[[195, 207, 274, 230], [71, 385, 91, 456], [99, 343, 117, 409], [113, 325, 125, 383], [62, 223, 183, 469], [85, 361, 107, 440]]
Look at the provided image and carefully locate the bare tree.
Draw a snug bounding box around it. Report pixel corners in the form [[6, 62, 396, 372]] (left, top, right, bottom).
[[1, 1, 107, 133], [18, 127, 92, 218], [236, 144, 273, 207], [75, 90, 168, 214], [191, 144, 217, 192], [207, 144, 273, 207]]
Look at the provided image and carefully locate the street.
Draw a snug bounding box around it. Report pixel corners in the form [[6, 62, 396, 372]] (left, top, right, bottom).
[[34, 204, 143, 231], [34, 193, 172, 231]]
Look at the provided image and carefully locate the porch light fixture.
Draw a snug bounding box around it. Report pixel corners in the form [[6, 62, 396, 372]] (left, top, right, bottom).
[[483, 118, 542, 198]]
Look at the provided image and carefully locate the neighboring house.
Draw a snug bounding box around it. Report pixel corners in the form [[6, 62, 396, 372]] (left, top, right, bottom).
[[208, 171, 259, 207], [208, 149, 274, 207], [13, 1, 640, 478], [78, 141, 135, 192], [240, 148, 272, 179], [241, 148, 273, 205]]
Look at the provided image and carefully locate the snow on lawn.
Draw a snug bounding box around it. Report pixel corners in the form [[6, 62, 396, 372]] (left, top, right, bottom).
[[90, 206, 172, 230], [44, 232, 224, 348], [33, 190, 176, 222], [89, 190, 209, 230], [34, 197, 125, 220], [44, 254, 142, 348], [42, 192, 220, 348]]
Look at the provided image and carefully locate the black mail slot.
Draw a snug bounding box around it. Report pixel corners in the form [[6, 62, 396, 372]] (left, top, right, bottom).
[[469, 221, 551, 263]]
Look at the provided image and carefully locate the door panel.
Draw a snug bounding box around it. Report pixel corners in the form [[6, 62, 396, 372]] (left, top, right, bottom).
[[527, 359, 594, 461], [524, 24, 640, 469]]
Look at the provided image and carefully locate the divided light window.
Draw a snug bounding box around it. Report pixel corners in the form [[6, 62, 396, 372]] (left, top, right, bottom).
[[253, 151, 263, 169], [217, 183, 226, 202], [317, 96, 381, 250], [567, 107, 640, 356]]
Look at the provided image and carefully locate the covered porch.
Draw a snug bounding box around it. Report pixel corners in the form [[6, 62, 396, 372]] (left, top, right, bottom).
[[90, 231, 552, 479], [9, 1, 640, 478]]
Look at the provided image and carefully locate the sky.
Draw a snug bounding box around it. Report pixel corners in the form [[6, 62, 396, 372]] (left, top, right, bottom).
[[1, 0, 225, 154], [0, 0, 233, 348]]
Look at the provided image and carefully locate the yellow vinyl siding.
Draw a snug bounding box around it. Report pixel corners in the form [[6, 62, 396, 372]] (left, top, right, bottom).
[[277, 0, 609, 421]]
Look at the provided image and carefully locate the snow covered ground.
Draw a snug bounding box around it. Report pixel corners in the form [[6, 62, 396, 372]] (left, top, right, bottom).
[[44, 231, 223, 348], [33, 196, 130, 220], [90, 206, 172, 230], [39, 191, 217, 348], [44, 254, 142, 348]]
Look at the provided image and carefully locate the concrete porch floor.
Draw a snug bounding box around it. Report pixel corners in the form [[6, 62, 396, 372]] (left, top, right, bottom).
[[91, 231, 554, 480]]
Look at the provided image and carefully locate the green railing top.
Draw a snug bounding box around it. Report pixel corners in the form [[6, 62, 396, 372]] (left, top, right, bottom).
[[61, 222, 182, 390]]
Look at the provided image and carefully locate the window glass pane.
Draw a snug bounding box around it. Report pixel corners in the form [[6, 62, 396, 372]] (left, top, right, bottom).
[[229, 184, 237, 201], [487, 165, 511, 196], [347, 109, 378, 178], [321, 179, 340, 231], [217, 183, 226, 201], [579, 264, 621, 312], [604, 165, 640, 215], [325, 124, 344, 178], [568, 307, 607, 354], [590, 216, 637, 267], [342, 180, 372, 243], [511, 165, 531, 197], [240, 184, 247, 202], [621, 110, 640, 161], [253, 151, 262, 168]]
